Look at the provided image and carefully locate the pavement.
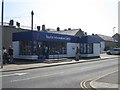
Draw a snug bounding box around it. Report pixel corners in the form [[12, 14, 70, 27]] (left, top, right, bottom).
[[90, 71, 119, 89], [89, 54, 119, 90], [1, 53, 120, 89]]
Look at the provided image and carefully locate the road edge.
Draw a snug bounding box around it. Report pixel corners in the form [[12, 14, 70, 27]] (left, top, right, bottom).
[[2, 57, 119, 72]]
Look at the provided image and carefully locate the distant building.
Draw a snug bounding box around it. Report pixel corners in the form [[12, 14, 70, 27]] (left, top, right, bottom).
[[112, 33, 120, 46], [47, 28, 84, 37], [95, 34, 117, 52]]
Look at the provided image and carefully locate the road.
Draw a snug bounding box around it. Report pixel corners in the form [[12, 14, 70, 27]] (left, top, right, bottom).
[[2, 58, 118, 88]]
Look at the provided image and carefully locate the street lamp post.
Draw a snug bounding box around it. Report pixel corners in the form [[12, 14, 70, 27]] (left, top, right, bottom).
[[31, 11, 34, 55], [31, 10, 34, 31], [1, 0, 4, 68]]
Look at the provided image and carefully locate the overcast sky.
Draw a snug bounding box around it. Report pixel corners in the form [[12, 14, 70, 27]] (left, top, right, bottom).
[[0, 0, 119, 36]]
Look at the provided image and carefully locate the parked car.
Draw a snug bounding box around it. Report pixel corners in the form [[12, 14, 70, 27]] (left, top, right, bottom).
[[107, 48, 120, 55]]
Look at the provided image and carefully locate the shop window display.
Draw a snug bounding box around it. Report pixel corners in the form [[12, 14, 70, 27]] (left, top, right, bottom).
[[19, 41, 32, 55], [19, 41, 67, 55], [43, 42, 67, 55]]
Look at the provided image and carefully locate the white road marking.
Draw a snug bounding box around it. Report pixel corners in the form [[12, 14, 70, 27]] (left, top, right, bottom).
[[11, 71, 66, 82], [83, 81, 88, 88], [0, 73, 27, 78], [15, 73, 27, 76]]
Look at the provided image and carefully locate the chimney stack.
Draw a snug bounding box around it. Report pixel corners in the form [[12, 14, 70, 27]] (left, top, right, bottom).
[[42, 24, 45, 31], [16, 22, 20, 28], [64, 29, 67, 31], [37, 26, 40, 31], [84, 32, 87, 36], [68, 28, 71, 30], [57, 27, 60, 31], [9, 19, 14, 26]]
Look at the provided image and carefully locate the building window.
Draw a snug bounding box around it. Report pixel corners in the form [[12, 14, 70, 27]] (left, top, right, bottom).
[[33, 41, 42, 55], [19, 41, 32, 55], [19, 41, 67, 55], [88, 43, 93, 54], [80, 43, 93, 54], [43, 42, 67, 55], [83, 43, 87, 53]]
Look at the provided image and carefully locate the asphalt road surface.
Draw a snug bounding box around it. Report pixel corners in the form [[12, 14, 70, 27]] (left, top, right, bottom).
[[2, 58, 119, 88]]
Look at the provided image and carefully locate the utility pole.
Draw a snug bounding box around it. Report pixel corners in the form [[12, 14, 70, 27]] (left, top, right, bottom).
[[1, 0, 4, 68], [31, 11, 34, 55], [31, 10, 34, 30]]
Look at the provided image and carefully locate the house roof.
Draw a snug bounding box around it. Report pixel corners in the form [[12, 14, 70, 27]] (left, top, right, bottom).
[[47, 29, 83, 36], [95, 34, 117, 42], [112, 33, 120, 42], [112, 33, 120, 37]]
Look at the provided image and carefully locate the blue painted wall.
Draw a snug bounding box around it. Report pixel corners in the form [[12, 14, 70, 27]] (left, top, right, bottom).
[[13, 31, 80, 43], [13, 31, 100, 43], [80, 35, 100, 43]]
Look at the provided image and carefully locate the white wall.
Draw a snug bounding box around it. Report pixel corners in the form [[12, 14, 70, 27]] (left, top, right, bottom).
[[94, 43, 100, 56], [13, 41, 19, 58], [100, 42, 105, 53], [49, 55, 67, 59], [67, 43, 79, 57], [17, 55, 38, 60]]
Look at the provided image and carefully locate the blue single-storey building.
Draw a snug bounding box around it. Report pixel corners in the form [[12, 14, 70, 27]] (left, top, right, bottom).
[[12, 31, 100, 60], [79, 35, 100, 58]]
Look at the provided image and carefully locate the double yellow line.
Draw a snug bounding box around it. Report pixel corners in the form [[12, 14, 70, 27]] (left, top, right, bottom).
[[80, 80, 88, 89], [80, 80, 96, 90], [80, 70, 118, 89]]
